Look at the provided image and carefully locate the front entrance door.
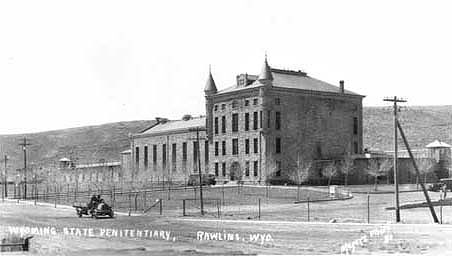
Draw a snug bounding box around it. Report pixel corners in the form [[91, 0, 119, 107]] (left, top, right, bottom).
[[230, 162, 241, 181]]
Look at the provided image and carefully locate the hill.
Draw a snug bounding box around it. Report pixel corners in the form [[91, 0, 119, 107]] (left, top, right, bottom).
[[0, 120, 156, 174], [1, 105, 451, 177], [363, 105, 452, 151]]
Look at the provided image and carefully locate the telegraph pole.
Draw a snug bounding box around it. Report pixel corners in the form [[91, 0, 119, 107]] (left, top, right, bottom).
[[383, 96, 406, 223], [189, 126, 205, 215], [19, 137, 31, 200]]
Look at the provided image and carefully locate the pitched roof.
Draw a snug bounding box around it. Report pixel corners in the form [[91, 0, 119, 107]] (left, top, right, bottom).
[[426, 140, 451, 148], [140, 116, 205, 135], [217, 69, 361, 96]]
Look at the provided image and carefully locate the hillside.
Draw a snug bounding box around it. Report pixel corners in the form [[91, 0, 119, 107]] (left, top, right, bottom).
[[0, 120, 156, 173], [364, 105, 452, 151], [1, 105, 451, 177]]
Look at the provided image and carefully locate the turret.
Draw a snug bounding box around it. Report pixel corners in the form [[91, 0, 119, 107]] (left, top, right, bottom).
[[258, 55, 273, 84], [204, 66, 218, 95]]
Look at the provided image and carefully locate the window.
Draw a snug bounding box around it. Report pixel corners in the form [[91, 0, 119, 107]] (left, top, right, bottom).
[[215, 141, 219, 156], [214, 105, 218, 111], [276, 161, 282, 176], [193, 141, 199, 163], [253, 138, 258, 154], [162, 144, 167, 167], [245, 161, 250, 176], [245, 100, 249, 106], [260, 111, 263, 128], [275, 137, 281, 154], [275, 98, 281, 105], [245, 139, 250, 154], [253, 111, 258, 130], [182, 142, 187, 161], [205, 141, 209, 165], [221, 116, 226, 133], [244, 113, 249, 131], [153, 145, 157, 164], [267, 110, 271, 128], [172, 143, 177, 171], [232, 100, 238, 109], [221, 104, 226, 110], [232, 113, 239, 132], [354, 142, 359, 154], [144, 146, 148, 169], [253, 161, 258, 176], [222, 141, 226, 155], [135, 146, 139, 167], [253, 98, 258, 105], [214, 117, 219, 134], [232, 139, 239, 155], [222, 162, 226, 176], [353, 117, 358, 135], [275, 111, 281, 130], [215, 163, 219, 176]]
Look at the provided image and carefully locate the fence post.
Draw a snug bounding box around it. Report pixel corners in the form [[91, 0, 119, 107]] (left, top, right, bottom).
[[134, 192, 138, 212], [440, 195, 443, 224], [367, 193, 370, 224], [183, 199, 186, 216], [143, 191, 147, 211], [54, 184, 57, 208], [307, 196, 310, 222], [128, 191, 132, 214], [217, 199, 220, 219], [159, 199, 163, 215], [258, 198, 261, 220], [222, 184, 225, 207]]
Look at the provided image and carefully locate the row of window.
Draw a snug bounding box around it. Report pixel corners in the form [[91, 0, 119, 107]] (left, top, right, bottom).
[[214, 98, 281, 112], [136, 141, 209, 170], [214, 111, 281, 134], [213, 161, 259, 177], [213, 137, 281, 156]]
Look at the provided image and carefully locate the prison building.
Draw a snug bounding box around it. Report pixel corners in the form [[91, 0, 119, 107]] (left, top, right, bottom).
[[130, 116, 208, 184], [58, 158, 122, 188], [131, 58, 364, 184], [204, 58, 364, 184]]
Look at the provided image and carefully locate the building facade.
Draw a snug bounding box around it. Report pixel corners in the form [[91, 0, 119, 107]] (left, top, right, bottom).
[[130, 117, 208, 184], [131, 58, 364, 184]]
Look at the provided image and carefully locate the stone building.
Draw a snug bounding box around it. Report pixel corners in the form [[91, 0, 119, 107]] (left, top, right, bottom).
[[130, 58, 364, 184], [130, 116, 208, 184], [58, 158, 123, 189], [205, 58, 364, 184]]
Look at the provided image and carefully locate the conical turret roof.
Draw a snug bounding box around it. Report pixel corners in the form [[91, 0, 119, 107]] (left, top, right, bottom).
[[204, 66, 217, 95], [258, 55, 273, 81]]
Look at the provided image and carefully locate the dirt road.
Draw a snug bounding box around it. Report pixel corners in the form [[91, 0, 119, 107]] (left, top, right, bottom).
[[1, 200, 452, 255]]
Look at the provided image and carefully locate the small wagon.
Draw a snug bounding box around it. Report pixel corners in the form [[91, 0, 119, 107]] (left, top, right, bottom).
[[73, 204, 93, 218]]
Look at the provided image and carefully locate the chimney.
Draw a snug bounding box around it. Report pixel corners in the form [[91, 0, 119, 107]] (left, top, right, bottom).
[[339, 80, 345, 94]]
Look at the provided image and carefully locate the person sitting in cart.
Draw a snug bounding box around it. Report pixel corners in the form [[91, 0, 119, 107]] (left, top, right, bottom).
[[88, 194, 98, 209]]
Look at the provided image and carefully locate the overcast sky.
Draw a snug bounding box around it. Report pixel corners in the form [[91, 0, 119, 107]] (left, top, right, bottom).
[[0, 0, 451, 134]]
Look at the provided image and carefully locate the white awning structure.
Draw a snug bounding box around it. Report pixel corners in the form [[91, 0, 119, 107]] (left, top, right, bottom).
[[426, 140, 452, 148]]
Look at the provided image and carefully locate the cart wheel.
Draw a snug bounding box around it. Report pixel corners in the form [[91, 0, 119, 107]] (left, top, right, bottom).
[[109, 212, 114, 218]]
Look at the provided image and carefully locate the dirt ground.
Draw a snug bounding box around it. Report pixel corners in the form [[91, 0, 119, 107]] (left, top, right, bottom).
[[2, 194, 452, 255]]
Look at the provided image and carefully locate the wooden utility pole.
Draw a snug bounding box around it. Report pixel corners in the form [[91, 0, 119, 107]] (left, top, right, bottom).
[[189, 126, 206, 215], [397, 120, 439, 223], [19, 137, 31, 200], [383, 96, 406, 222]]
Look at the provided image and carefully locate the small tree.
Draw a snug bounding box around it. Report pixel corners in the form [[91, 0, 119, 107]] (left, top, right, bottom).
[[366, 159, 392, 191], [290, 153, 312, 200], [414, 158, 435, 187], [340, 154, 355, 187], [322, 162, 338, 190]]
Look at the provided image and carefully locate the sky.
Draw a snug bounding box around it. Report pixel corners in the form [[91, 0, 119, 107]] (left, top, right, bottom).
[[0, 0, 451, 134]]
